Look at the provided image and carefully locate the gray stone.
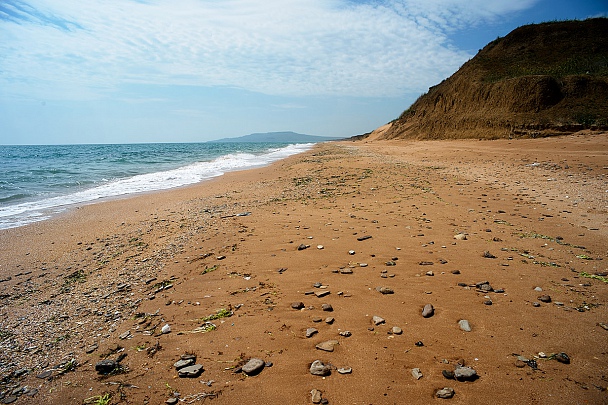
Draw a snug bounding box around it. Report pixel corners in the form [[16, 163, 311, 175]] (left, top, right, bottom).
[[422, 303, 434, 318], [291, 301, 305, 310], [321, 303, 333, 311], [372, 315, 385, 325], [325, 317, 334, 324], [306, 328, 318, 338], [310, 360, 331, 376], [337, 367, 352, 374], [391, 326, 403, 335], [538, 294, 552, 303], [411, 368, 423, 380], [458, 320, 471, 332], [376, 286, 394, 294], [454, 366, 477, 381], [178, 364, 204, 378], [315, 291, 330, 298], [436, 387, 455, 399], [242, 358, 265, 375], [95, 359, 117, 374], [316, 340, 339, 352], [311, 389, 322, 404], [174, 358, 195, 370], [165, 398, 179, 405]]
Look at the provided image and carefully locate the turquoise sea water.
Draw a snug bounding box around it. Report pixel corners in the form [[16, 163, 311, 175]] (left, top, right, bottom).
[[0, 142, 314, 229]]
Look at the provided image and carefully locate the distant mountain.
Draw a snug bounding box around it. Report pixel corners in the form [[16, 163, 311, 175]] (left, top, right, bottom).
[[209, 131, 343, 143]]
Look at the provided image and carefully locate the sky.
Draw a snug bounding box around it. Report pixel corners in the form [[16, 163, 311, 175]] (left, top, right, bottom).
[[1, 0, 606, 145]]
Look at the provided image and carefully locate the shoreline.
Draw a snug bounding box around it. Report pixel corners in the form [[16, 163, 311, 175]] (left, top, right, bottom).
[[1, 134, 607, 404]]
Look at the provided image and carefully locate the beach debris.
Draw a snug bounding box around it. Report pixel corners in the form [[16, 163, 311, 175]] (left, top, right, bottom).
[[435, 387, 455, 399], [310, 360, 332, 376], [458, 320, 472, 332], [422, 304, 434, 318], [316, 340, 339, 352], [412, 368, 423, 380], [242, 358, 265, 376]]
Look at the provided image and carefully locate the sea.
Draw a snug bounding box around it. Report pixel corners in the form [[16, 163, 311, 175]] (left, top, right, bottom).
[[0, 142, 315, 230]]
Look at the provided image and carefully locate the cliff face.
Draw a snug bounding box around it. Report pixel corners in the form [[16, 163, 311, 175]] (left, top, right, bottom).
[[380, 18, 608, 140]]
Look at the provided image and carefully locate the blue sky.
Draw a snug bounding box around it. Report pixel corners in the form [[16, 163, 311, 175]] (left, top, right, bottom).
[[1, 0, 606, 145]]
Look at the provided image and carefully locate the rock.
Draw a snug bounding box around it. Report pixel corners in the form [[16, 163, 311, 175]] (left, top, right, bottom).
[[312, 317, 322, 323], [422, 304, 434, 318], [532, 302, 541, 307], [306, 328, 319, 338], [325, 317, 335, 324], [311, 389, 322, 404], [315, 291, 330, 298], [1, 396, 17, 404], [316, 340, 339, 352], [415, 341, 424, 347], [454, 233, 467, 240], [442, 370, 455, 379], [372, 316, 385, 325], [435, 387, 455, 399], [458, 320, 471, 332], [483, 251, 496, 258], [85, 343, 98, 354], [357, 235, 372, 241], [426, 271, 434, 276], [476, 281, 493, 291], [310, 360, 332, 376], [174, 358, 195, 370], [337, 367, 352, 374], [166, 398, 179, 405], [242, 358, 265, 375], [95, 359, 117, 375], [321, 303, 333, 311], [534, 286, 543, 292], [161, 324, 171, 334], [555, 352, 570, 364], [348, 250, 356, 255], [451, 270, 461, 275], [317, 245, 324, 250], [411, 368, 423, 380], [538, 295, 552, 303], [291, 302, 305, 310], [298, 244, 309, 251], [454, 366, 477, 381], [391, 326, 403, 335], [36, 370, 52, 379], [340, 268, 354, 274], [483, 300, 493, 305], [339, 331, 352, 337], [514, 360, 526, 368], [376, 286, 394, 294], [178, 364, 204, 378]]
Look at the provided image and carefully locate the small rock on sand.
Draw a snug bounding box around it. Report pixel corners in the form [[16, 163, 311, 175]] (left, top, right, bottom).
[[311, 389, 322, 404], [291, 302, 305, 310], [306, 328, 319, 338], [422, 304, 434, 318], [310, 360, 331, 376], [436, 387, 455, 399], [412, 368, 423, 380], [316, 340, 339, 352], [178, 364, 204, 378], [372, 315, 385, 325], [391, 326, 403, 335], [376, 286, 394, 294], [242, 358, 265, 375], [458, 320, 471, 332]]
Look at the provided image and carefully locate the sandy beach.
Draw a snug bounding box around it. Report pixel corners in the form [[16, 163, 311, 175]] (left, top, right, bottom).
[[1, 133, 607, 404]]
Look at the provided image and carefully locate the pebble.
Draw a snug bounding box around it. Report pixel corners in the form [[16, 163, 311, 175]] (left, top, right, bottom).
[[166, 398, 178, 405], [178, 364, 204, 378], [391, 326, 403, 335], [532, 302, 541, 307], [458, 319, 471, 332], [426, 271, 434, 276], [292, 302, 305, 310], [95, 359, 117, 375], [325, 317, 335, 324], [298, 244, 309, 251], [36, 370, 52, 379], [372, 315, 385, 325], [348, 250, 356, 255], [451, 270, 461, 275], [454, 233, 467, 240], [534, 286, 543, 292], [422, 304, 434, 318], [312, 317, 322, 323], [316, 291, 331, 298], [555, 352, 570, 364], [337, 367, 352, 374], [316, 340, 339, 352], [321, 303, 333, 311], [435, 387, 455, 399], [339, 331, 352, 337], [242, 358, 265, 375], [161, 324, 171, 334], [442, 370, 455, 379], [340, 268, 353, 274], [306, 328, 319, 338], [174, 358, 195, 370], [483, 300, 493, 305], [376, 286, 394, 294], [317, 245, 324, 250], [454, 366, 477, 381], [310, 360, 332, 376], [311, 389, 322, 404], [538, 295, 552, 303], [411, 368, 423, 380]]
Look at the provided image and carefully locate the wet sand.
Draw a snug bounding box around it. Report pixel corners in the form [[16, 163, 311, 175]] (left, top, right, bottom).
[[0, 132, 607, 404]]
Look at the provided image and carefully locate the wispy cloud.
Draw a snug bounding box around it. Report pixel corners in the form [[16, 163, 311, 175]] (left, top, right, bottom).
[[0, 0, 538, 100]]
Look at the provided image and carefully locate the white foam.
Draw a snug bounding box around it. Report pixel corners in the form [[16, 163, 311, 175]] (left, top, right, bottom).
[[0, 143, 314, 229]]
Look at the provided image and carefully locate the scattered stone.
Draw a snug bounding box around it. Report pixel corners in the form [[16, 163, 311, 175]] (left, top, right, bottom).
[[310, 360, 332, 376], [178, 364, 204, 378], [339, 331, 352, 337], [476, 281, 493, 292], [317, 245, 324, 250], [514, 360, 526, 368], [174, 358, 195, 370], [538, 295, 552, 303], [442, 370, 455, 379], [534, 286, 543, 292], [419, 261, 434, 266], [36, 370, 52, 379], [451, 270, 461, 275], [292, 302, 305, 310], [242, 358, 265, 375], [483, 300, 493, 306], [555, 352, 570, 364], [1, 395, 17, 404], [376, 286, 394, 294], [311, 389, 322, 404], [357, 235, 372, 241], [312, 317, 322, 323], [348, 250, 356, 255], [161, 324, 171, 334], [119, 330, 131, 340], [454, 366, 477, 381], [337, 367, 352, 374], [391, 326, 403, 335], [321, 303, 333, 312], [316, 291, 330, 298], [306, 328, 319, 338], [325, 317, 335, 324], [95, 359, 117, 375], [422, 304, 434, 318], [435, 387, 455, 399], [372, 315, 385, 325], [85, 343, 98, 354], [532, 302, 541, 307], [454, 233, 467, 240], [166, 398, 179, 405], [415, 341, 424, 347], [298, 244, 310, 251], [458, 320, 471, 332], [316, 340, 339, 352], [483, 251, 496, 259], [340, 268, 353, 274], [426, 271, 434, 276], [411, 368, 423, 380]]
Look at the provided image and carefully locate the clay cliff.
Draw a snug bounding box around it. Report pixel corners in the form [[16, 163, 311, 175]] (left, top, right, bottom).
[[378, 18, 608, 140]]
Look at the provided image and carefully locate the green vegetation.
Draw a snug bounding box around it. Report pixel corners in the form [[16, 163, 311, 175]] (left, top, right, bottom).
[[84, 393, 111, 405], [202, 264, 219, 274], [580, 272, 608, 283], [202, 308, 233, 322]]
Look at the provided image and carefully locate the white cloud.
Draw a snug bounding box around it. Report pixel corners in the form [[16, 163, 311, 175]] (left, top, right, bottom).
[[0, 0, 538, 100]]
